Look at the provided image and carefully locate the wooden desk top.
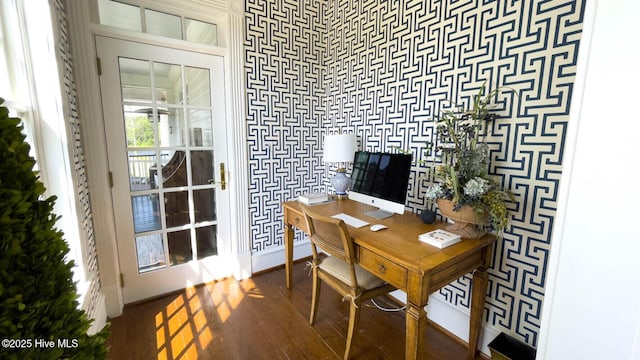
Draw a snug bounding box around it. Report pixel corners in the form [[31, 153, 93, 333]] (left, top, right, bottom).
[[283, 199, 496, 276]]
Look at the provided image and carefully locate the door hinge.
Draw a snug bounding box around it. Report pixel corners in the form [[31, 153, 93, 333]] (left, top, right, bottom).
[[96, 57, 102, 75], [108, 171, 114, 188], [120, 273, 124, 288]]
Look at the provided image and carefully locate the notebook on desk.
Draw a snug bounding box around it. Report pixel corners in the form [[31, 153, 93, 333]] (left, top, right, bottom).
[[331, 213, 369, 228]]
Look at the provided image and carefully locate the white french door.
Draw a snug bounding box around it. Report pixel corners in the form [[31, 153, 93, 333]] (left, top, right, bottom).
[[96, 36, 232, 303]]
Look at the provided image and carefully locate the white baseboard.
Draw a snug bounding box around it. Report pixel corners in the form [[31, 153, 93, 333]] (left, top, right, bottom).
[[389, 290, 497, 356], [103, 283, 124, 318], [232, 252, 253, 280], [252, 240, 312, 273]]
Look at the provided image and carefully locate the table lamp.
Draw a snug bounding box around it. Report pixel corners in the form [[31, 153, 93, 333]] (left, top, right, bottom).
[[323, 133, 357, 198]]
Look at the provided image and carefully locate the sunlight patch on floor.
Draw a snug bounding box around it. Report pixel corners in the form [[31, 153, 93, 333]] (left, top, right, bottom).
[[155, 285, 214, 359], [207, 278, 256, 323]]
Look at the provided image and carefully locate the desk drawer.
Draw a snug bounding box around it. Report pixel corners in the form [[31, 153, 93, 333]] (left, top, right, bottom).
[[285, 207, 308, 233], [359, 249, 407, 289]]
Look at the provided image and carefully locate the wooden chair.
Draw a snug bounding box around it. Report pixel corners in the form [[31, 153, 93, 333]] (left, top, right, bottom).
[[302, 207, 396, 360]]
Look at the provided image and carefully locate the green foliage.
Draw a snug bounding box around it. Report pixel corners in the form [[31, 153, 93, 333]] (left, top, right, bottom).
[[126, 115, 154, 147], [0, 98, 109, 359], [420, 83, 517, 235]]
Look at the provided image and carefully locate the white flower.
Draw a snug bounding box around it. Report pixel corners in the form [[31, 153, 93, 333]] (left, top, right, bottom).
[[463, 177, 489, 197], [425, 183, 444, 200]]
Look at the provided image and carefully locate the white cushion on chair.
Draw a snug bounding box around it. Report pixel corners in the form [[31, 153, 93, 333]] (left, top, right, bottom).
[[319, 256, 387, 290]]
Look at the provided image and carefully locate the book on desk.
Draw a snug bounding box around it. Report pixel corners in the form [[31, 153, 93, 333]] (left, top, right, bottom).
[[418, 229, 461, 249], [298, 192, 329, 205]]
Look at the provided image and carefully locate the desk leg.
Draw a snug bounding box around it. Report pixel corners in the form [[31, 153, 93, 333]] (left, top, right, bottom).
[[468, 267, 489, 360], [284, 223, 294, 289], [405, 303, 427, 360]]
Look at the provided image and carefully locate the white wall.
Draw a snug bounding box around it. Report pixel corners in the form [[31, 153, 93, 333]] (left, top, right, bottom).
[[537, 1, 640, 359]]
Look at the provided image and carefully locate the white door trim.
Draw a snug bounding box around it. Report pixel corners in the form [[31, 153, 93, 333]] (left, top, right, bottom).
[[224, 13, 252, 280], [66, 0, 250, 317]]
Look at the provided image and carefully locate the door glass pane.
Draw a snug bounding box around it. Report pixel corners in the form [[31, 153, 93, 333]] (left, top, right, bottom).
[[119, 58, 152, 102], [160, 150, 187, 188], [186, 67, 210, 106], [124, 105, 156, 147], [154, 62, 181, 104], [190, 151, 214, 186], [176, 108, 188, 146], [196, 226, 217, 259], [98, 2, 219, 46], [158, 107, 185, 147], [188, 110, 213, 146], [99, 0, 142, 32], [194, 189, 216, 222], [132, 194, 161, 233], [165, 191, 189, 228], [145, 9, 182, 40], [168, 230, 192, 265], [136, 234, 166, 273], [128, 150, 158, 191], [185, 18, 218, 46]]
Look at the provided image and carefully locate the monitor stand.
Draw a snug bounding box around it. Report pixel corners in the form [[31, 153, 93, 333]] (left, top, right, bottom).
[[365, 209, 393, 220]]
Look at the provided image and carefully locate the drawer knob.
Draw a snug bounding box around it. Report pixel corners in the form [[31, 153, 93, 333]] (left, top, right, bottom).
[[378, 264, 386, 274]]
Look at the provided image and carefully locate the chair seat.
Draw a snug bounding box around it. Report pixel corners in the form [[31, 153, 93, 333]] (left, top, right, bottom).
[[319, 256, 387, 290]]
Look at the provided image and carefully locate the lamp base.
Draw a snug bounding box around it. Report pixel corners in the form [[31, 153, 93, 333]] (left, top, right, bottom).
[[331, 169, 351, 197]]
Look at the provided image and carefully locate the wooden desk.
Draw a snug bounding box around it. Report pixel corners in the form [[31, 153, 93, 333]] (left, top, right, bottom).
[[282, 199, 495, 360]]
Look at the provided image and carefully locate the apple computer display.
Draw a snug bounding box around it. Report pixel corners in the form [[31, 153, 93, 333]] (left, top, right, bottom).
[[349, 151, 412, 219]]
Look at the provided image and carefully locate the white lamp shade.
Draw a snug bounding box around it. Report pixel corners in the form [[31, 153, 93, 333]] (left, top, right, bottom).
[[322, 133, 357, 163]]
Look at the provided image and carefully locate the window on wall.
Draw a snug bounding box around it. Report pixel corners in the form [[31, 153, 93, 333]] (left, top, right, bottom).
[[97, 0, 219, 46], [1, 0, 91, 303], [0, 0, 40, 165]]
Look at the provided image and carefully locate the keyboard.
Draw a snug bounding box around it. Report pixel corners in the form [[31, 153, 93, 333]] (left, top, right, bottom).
[[331, 213, 369, 228]]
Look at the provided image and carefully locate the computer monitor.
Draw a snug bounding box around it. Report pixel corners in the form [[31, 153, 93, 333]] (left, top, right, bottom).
[[348, 151, 412, 219]]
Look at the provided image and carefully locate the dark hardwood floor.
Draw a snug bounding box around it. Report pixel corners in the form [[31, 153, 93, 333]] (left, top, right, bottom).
[[107, 260, 486, 359]]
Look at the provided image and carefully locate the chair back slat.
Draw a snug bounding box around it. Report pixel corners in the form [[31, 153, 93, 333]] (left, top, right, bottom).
[[302, 207, 356, 265]]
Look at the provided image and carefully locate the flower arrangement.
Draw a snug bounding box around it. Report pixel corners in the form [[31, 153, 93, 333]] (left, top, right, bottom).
[[423, 83, 515, 236]]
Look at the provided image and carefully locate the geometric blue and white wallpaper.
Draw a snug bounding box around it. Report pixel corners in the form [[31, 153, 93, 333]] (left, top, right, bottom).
[[246, 0, 328, 251], [246, 0, 585, 347]]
